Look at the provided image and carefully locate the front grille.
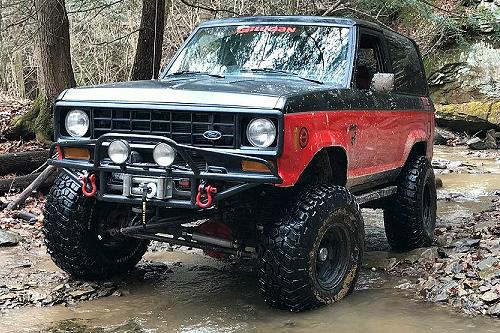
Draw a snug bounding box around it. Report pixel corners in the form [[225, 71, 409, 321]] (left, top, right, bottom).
[[90, 108, 237, 148]]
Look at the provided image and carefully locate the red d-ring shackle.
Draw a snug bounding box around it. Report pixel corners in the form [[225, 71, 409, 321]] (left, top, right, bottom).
[[196, 183, 217, 208], [80, 174, 97, 198]]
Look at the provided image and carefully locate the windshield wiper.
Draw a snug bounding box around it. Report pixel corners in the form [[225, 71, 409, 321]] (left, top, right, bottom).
[[166, 71, 225, 78], [241, 68, 323, 84]]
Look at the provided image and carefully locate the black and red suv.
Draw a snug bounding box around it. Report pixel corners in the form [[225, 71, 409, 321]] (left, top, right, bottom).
[[44, 16, 437, 311]]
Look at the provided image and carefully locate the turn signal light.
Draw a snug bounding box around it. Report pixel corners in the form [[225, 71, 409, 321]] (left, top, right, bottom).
[[241, 160, 271, 173], [62, 147, 90, 160]]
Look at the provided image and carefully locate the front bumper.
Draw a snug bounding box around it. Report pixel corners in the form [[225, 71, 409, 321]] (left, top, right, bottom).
[[48, 133, 282, 209]]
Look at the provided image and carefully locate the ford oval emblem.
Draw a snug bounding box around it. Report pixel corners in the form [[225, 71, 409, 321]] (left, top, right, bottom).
[[203, 130, 223, 141]]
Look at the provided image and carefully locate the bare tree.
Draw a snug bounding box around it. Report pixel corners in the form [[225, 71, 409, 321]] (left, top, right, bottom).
[[131, 0, 167, 80], [0, 0, 6, 91], [7, 0, 76, 143]]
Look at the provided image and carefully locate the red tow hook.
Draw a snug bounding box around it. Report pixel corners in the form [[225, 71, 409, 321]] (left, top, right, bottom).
[[196, 183, 217, 209], [80, 174, 97, 198]]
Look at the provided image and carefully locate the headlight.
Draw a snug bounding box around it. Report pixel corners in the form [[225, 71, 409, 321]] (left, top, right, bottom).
[[65, 110, 89, 138], [153, 143, 176, 167], [246, 118, 276, 148], [108, 140, 130, 164]]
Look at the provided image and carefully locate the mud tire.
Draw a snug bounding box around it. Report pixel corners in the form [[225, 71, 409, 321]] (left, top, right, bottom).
[[384, 155, 437, 251], [43, 173, 149, 279], [259, 184, 364, 311]]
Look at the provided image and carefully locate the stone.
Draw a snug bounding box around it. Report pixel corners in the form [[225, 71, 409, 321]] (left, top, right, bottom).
[[0, 230, 22, 246], [433, 290, 449, 302], [478, 268, 500, 280], [479, 285, 491, 292], [405, 247, 439, 264], [480, 290, 499, 303], [467, 130, 498, 150], [477, 256, 499, 271], [488, 303, 500, 316], [362, 251, 399, 270], [435, 102, 500, 133], [434, 127, 458, 145], [395, 282, 413, 290]]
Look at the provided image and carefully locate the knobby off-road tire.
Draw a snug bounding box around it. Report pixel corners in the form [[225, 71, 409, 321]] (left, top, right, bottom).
[[384, 155, 437, 251], [43, 173, 149, 279], [259, 184, 364, 311]]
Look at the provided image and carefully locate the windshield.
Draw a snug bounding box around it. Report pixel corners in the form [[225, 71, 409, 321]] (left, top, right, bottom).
[[164, 25, 351, 85]]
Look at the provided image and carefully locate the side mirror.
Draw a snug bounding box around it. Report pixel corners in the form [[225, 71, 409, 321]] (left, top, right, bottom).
[[371, 73, 395, 93]]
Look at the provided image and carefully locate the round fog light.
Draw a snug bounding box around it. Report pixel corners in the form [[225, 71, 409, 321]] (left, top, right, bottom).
[[153, 143, 176, 167], [108, 140, 130, 164]]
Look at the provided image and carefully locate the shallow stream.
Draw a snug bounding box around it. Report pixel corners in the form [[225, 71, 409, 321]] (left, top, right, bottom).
[[1, 146, 499, 333]]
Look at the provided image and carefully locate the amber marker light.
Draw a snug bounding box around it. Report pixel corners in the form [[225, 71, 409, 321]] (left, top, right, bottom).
[[62, 147, 91, 160], [299, 127, 309, 148], [242, 160, 271, 173]]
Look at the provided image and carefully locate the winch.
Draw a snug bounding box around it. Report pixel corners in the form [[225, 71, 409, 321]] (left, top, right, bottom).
[[122, 175, 172, 199]]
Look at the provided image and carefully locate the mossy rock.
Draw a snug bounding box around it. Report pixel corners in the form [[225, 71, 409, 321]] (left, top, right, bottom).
[[435, 101, 500, 132]]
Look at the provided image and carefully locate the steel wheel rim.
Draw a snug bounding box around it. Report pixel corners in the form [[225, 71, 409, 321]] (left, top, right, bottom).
[[315, 223, 351, 290]]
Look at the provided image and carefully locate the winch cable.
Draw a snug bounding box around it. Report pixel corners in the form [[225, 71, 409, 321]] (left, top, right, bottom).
[[141, 183, 149, 227]]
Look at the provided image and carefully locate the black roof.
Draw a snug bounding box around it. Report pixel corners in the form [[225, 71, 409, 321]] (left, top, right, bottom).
[[198, 15, 382, 31]]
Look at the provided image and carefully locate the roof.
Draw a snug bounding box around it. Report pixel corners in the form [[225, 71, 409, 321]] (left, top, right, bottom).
[[198, 15, 382, 31]]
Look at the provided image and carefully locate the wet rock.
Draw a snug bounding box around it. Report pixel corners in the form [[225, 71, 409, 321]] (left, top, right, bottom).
[[405, 247, 439, 264], [435, 177, 443, 188], [0, 230, 22, 246], [395, 282, 413, 290], [478, 268, 500, 280], [449, 238, 480, 253], [467, 130, 498, 150], [434, 127, 458, 145], [362, 251, 398, 271], [435, 102, 500, 133], [480, 290, 499, 303], [488, 303, 500, 316], [477, 256, 499, 271]]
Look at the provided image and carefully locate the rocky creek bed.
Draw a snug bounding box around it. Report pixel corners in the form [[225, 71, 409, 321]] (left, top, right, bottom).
[[0, 146, 499, 321]]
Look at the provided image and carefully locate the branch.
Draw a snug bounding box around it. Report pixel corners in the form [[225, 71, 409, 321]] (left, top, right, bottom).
[[322, 1, 347, 17], [91, 29, 140, 46], [179, 0, 238, 16], [67, 0, 125, 14], [417, 0, 466, 18]]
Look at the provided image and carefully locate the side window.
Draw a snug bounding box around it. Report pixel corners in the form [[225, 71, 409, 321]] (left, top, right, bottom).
[[355, 33, 384, 90], [385, 32, 427, 95]]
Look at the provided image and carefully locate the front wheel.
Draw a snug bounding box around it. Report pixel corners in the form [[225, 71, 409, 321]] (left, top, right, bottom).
[[43, 173, 149, 279], [258, 184, 364, 311], [384, 155, 437, 251]]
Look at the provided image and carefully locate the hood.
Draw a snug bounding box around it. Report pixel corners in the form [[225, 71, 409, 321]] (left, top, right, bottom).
[[59, 76, 328, 110]]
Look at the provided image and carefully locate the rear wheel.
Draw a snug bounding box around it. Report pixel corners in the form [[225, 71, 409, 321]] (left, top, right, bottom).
[[259, 184, 364, 311], [384, 155, 437, 251], [43, 173, 149, 279]]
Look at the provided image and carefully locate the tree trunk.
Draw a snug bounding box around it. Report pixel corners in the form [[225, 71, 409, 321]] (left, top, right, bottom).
[[0, 150, 50, 176], [7, 0, 76, 144], [131, 0, 166, 80], [0, 167, 57, 196], [0, 0, 6, 91]]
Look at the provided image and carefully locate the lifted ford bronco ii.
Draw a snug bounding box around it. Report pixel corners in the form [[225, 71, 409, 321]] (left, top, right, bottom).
[[44, 16, 436, 311]]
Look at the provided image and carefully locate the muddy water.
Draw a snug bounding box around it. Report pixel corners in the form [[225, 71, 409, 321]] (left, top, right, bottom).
[[1, 146, 499, 333]]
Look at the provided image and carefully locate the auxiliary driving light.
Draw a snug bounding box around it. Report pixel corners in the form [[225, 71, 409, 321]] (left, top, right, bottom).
[[153, 143, 176, 167], [108, 140, 130, 164]]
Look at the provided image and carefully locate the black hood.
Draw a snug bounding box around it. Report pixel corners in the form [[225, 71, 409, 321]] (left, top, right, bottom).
[[59, 76, 331, 110]]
